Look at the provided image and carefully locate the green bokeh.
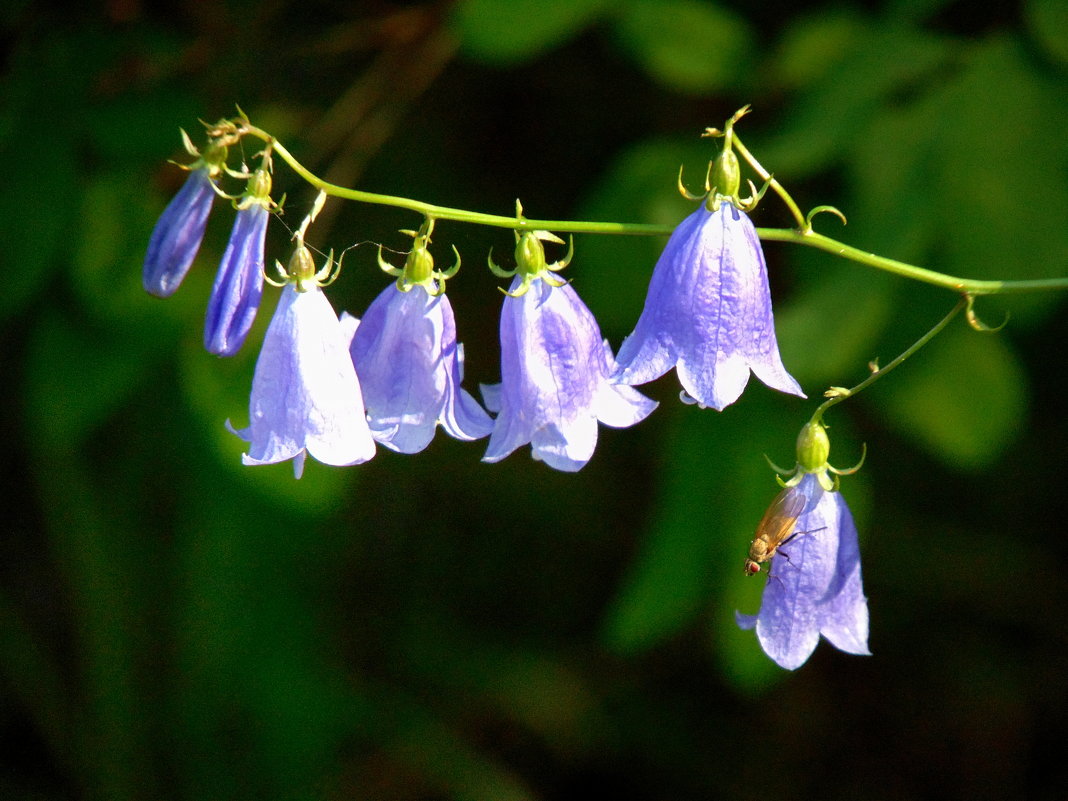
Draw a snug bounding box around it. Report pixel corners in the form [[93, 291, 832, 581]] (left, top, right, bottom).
[[3, 1, 1067, 799]]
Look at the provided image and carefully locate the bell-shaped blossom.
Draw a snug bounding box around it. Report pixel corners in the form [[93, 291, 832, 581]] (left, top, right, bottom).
[[736, 472, 870, 670], [143, 167, 216, 297], [346, 283, 493, 453], [614, 199, 804, 410], [228, 282, 376, 478], [483, 275, 657, 472]]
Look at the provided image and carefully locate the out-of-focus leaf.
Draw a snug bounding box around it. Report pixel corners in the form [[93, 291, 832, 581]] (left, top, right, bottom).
[[1026, 0, 1068, 64], [847, 95, 939, 262], [390, 618, 598, 758], [173, 487, 368, 799], [931, 37, 1068, 321], [73, 175, 192, 332], [755, 24, 952, 178], [88, 91, 204, 163], [769, 10, 865, 90], [0, 589, 70, 773], [0, 131, 77, 322], [876, 324, 1027, 470], [612, 0, 752, 93], [0, 30, 120, 321], [25, 307, 155, 454], [776, 267, 898, 385], [451, 0, 611, 65], [602, 393, 802, 654], [387, 713, 539, 801]]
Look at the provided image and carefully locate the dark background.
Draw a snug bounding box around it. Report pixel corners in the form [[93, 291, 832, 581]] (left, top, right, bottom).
[[3, 0, 1068, 798]]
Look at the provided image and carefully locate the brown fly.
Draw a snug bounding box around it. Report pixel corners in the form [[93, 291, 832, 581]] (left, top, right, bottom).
[[744, 485, 814, 576]]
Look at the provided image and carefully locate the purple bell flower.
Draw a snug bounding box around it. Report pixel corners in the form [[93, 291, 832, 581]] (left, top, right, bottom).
[[143, 167, 216, 298], [614, 199, 804, 410], [483, 275, 657, 472], [347, 283, 493, 453], [228, 282, 376, 479], [736, 472, 870, 670]]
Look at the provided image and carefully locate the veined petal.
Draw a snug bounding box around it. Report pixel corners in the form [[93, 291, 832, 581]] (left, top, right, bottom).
[[480, 382, 502, 414], [530, 414, 598, 472], [485, 277, 654, 470], [737, 473, 871, 669], [350, 284, 492, 454], [615, 201, 804, 409], [614, 206, 710, 386], [818, 493, 871, 655], [144, 168, 216, 297], [594, 341, 659, 427], [232, 285, 375, 477], [733, 210, 805, 398], [204, 204, 268, 356], [441, 341, 495, 442], [752, 474, 839, 670]]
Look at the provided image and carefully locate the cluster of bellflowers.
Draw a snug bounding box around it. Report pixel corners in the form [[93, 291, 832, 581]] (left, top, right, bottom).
[[144, 110, 870, 668]]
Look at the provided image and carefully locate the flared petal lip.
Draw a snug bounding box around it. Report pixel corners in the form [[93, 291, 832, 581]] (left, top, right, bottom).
[[230, 285, 375, 477], [484, 277, 655, 470], [613, 201, 805, 409], [349, 284, 492, 454]]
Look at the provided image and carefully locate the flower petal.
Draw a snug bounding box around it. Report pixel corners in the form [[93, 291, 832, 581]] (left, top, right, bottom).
[[204, 204, 268, 356], [594, 342, 659, 427], [233, 285, 375, 476], [752, 474, 839, 670], [484, 276, 654, 470], [350, 284, 492, 454], [144, 168, 216, 298], [615, 201, 804, 409], [818, 493, 871, 655]]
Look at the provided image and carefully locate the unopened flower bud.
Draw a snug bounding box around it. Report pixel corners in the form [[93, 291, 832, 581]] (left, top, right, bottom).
[[796, 421, 831, 473]]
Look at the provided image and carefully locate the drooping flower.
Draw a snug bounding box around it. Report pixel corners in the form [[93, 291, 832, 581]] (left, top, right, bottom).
[[614, 198, 804, 410], [143, 132, 229, 297], [348, 221, 492, 452], [203, 165, 273, 356], [482, 230, 657, 472], [736, 421, 870, 669], [228, 240, 375, 478], [614, 109, 803, 410]]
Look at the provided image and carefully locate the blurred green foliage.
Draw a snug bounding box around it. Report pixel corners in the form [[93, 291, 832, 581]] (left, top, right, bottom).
[[2, 0, 1068, 799]]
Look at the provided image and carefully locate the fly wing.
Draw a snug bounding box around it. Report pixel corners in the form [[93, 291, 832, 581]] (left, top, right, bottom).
[[755, 486, 806, 550]]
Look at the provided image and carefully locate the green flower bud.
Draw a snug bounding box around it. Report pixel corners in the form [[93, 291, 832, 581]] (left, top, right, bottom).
[[404, 238, 435, 284], [515, 231, 546, 278], [288, 244, 317, 286], [796, 420, 830, 473], [201, 140, 229, 174], [249, 166, 272, 202], [709, 146, 741, 200]]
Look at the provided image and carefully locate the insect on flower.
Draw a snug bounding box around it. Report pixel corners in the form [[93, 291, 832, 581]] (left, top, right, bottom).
[[744, 485, 822, 576]]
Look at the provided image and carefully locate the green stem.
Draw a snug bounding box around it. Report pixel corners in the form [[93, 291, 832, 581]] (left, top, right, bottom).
[[245, 126, 666, 235], [760, 228, 1068, 295], [812, 297, 966, 424], [242, 125, 1068, 295], [729, 133, 807, 230]]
